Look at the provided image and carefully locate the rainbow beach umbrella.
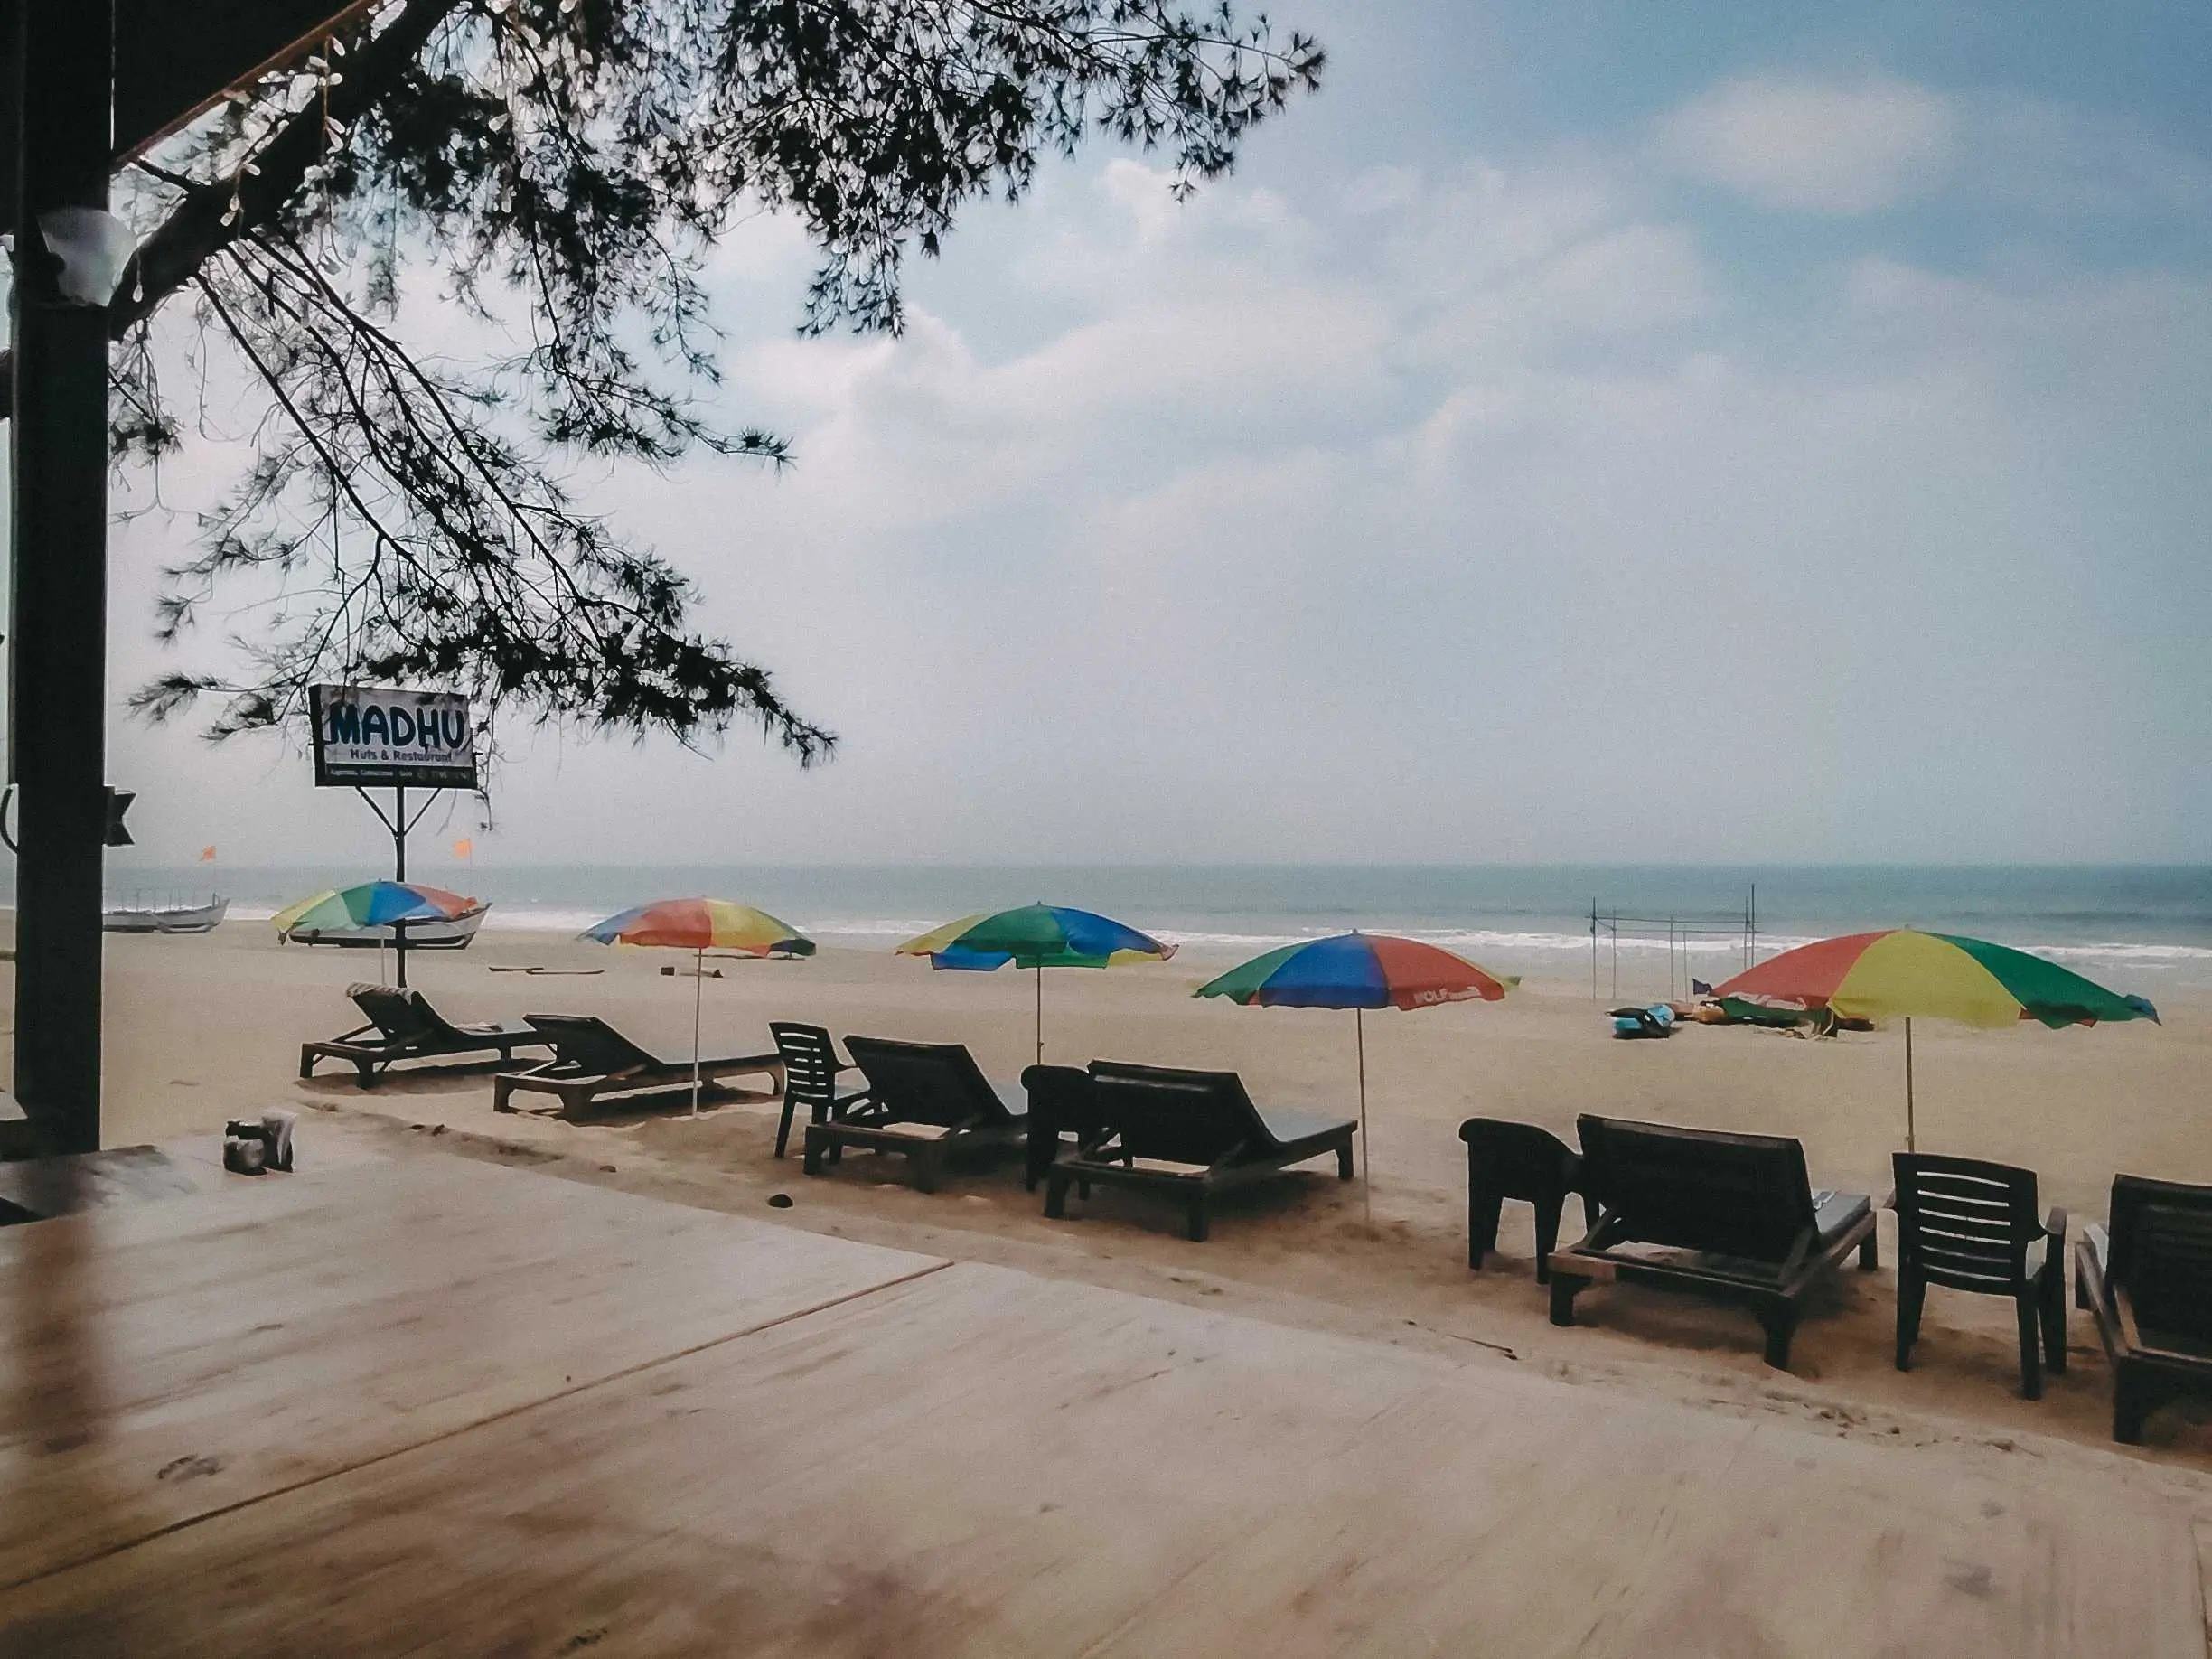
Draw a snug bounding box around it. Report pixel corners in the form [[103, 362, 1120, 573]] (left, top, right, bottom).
[[583, 899, 815, 1116], [582, 898, 812, 957], [1712, 929, 2158, 1149], [895, 904, 1176, 1064], [272, 880, 484, 989], [1196, 934, 1512, 1224], [272, 879, 479, 938]]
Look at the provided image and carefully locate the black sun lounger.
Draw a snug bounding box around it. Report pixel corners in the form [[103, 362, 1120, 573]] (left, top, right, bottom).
[[300, 983, 547, 1087], [492, 1014, 783, 1119], [2076, 1174, 2212, 1444], [1044, 1061, 1356, 1242], [802, 1036, 1028, 1192], [1547, 1113, 1878, 1369]]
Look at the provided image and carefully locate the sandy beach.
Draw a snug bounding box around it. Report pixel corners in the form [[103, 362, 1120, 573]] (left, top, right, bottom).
[[25, 919, 2212, 1469]]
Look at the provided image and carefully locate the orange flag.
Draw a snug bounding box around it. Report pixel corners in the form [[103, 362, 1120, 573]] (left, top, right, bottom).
[[453, 838, 474, 860], [198, 846, 217, 863]]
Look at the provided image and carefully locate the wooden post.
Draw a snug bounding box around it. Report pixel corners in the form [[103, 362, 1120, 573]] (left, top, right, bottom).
[[7, 0, 118, 1155]]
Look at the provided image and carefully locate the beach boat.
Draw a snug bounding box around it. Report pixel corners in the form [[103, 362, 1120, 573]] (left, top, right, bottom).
[[101, 895, 230, 934], [284, 904, 489, 951]]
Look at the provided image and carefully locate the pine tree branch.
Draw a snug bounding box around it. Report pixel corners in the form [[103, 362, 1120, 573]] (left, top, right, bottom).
[[0, 0, 462, 420]]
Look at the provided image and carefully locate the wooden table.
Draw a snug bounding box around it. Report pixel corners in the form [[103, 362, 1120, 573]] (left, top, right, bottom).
[[0, 1152, 2203, 1657]]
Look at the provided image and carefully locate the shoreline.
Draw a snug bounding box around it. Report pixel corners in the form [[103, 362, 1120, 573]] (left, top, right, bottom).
[[136, 912, 2212, 996]]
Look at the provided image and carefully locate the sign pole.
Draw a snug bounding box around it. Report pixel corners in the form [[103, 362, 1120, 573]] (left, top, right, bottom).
[[393, 783, 408, 988], [314, 687, 479, 989]]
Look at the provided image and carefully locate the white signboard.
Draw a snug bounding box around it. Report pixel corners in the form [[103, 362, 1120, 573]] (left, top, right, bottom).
[[310, 685, 478, 789]]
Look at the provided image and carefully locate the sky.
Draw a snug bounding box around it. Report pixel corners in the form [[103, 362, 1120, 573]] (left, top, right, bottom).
[[93, 0, 2212, 872]]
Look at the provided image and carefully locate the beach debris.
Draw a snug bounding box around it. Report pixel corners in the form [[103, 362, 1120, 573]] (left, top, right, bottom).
[[1402, 1318, 1518, 1360], [767, 1193, 793, 1209], [1608, 1004, 1674, 1039]]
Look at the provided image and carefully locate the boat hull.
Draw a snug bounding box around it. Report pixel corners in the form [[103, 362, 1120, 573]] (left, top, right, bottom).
[[284, 906, 487, 950], [102, 898, 230, 935]]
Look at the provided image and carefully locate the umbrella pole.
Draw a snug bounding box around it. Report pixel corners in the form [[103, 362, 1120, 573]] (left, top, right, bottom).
[[1036, 963, 1044, 1068], [1356, 1007, 1373, 1233], [1904, 1016, 1916, 1153], [691, 946, 704, 1119]]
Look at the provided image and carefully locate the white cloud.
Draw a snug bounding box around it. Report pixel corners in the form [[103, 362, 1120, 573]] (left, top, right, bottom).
[[95, 81, 2212, 869], [1660, 75, 1956, 213]]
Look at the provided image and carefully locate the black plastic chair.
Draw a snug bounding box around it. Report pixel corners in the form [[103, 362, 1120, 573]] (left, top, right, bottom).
[[1021, 1064, 1098, 1193], [768, 1022, 868, 1160], [1458, 1118, 1583, 1281], [1893, 1152, 2066, 1401]]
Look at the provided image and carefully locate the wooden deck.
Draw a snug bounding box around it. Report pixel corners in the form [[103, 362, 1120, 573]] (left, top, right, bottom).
[[0, 1148, 2204, 1656]]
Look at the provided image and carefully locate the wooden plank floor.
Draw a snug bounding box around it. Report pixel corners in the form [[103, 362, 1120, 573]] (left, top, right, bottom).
[[0, 1154, 943, 1592], [0, 1157, 2202, 1657]]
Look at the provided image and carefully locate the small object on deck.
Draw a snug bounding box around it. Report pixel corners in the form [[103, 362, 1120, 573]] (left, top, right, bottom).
[[2075, 1173, 2212, 1444], [1892, 1153, 2066, 1400], [223, 1111, 296, 1176], [1546, 1113, 1879, 1370], [301, 984, 549, 1088], [806, 1037, 1027, 1193], [1458, 1117, 1584, 1281], [1044, 1062, 1356, 1242]]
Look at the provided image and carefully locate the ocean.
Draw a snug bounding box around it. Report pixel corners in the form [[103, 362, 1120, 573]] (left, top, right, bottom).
[[80, 863, 2212, 994]]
